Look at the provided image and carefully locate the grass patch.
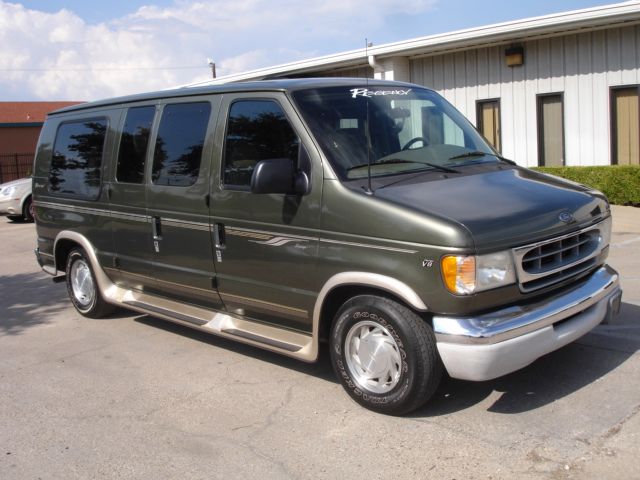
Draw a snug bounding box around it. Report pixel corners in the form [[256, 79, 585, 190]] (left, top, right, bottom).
[[532, 166, 640, 207]]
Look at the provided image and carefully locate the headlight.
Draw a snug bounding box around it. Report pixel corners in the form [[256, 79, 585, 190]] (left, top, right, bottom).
[[441, 250, 516, 295], [0, 186, 16, 197]]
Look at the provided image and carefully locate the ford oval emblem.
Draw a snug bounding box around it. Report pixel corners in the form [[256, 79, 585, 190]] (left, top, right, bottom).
[[559, 211, 574, 223]]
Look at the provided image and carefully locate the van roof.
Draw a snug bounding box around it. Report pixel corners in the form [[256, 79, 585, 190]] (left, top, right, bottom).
[[50, 78, 421, 116]]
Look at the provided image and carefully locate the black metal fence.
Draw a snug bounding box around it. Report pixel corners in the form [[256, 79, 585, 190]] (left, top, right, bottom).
[[0, 153, 34, 183]]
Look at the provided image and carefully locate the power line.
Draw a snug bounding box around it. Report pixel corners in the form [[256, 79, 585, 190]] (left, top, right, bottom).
[[0, 65, 209, 72]]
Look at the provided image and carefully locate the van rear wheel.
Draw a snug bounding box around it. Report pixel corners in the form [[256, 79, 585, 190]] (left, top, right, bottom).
[[65, 248, 114, 318], [330, 295, 442, 415]]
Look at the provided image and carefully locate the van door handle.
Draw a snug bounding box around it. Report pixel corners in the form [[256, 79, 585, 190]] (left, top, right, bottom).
[[213, 223, 225, 249], [152, 216, 162, 240]]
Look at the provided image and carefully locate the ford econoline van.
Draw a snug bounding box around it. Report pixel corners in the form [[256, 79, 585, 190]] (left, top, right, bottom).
[[33, 79, 622, 414]]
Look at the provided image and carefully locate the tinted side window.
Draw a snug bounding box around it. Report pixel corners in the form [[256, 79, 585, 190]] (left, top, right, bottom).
[[116, 106, 155, 183], [224, 100, 299, 187], [49, 119, 108, 199], [152, 102, 211, 187]]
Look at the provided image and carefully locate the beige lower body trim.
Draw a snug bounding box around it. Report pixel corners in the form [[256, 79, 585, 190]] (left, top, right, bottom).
[[50, 232, 430, 364], [52, 231, 315, 361]]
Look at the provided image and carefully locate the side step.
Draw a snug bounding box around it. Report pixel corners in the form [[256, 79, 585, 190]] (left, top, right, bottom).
[[222, 329, 301, 352], [121, 291, 313, 359]]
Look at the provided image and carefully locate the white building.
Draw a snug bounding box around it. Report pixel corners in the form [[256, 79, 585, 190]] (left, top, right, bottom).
[[193, 2, 640, 167]]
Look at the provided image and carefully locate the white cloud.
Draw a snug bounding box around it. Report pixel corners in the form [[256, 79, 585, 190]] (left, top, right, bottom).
[[0, 0, 437, 101]]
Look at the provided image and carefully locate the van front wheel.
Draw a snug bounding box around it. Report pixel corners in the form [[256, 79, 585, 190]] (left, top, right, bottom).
[[330, 295, 442, 415], [65, 248, 114, 318]]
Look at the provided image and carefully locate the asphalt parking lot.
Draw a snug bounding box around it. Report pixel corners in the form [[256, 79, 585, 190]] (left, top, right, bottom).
[[1, 206, 639, 480]]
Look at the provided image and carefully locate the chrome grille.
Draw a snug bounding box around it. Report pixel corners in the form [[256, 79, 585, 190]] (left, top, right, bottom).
[[513, 219, 610, 292], [521, 231, 598, 273]]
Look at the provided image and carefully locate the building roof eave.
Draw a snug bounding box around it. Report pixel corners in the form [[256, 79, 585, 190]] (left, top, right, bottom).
[[185, 1, 640, 86]]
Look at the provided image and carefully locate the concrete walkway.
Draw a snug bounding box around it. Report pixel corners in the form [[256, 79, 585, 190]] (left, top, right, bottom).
[[610, 205, 640, 306]]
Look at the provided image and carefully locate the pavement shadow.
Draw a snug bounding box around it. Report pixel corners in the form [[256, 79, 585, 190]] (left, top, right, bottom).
[[133, 301, 639, 416], [0, 271, 69, 335], [133, 315, 338, 384], [416, 301, 640, 417]]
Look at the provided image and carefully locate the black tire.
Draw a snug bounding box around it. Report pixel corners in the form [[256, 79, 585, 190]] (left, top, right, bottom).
[[330, 295, 442, 415], [65, 248, 114, 318], [23, 196, 34, 222], [7, 215, 22, 222]]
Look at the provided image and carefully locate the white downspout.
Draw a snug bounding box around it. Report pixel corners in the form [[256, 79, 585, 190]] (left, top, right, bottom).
[[368, 55, 385, 78]]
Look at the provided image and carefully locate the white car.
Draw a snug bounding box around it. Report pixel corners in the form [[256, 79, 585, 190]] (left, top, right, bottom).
[[0, 177, 33, 222]]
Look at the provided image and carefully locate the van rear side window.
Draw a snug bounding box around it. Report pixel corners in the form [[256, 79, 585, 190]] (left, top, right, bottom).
[[116, 106, 155, 184], [151, 102, 211, 187], [49, 119, 108, 199]]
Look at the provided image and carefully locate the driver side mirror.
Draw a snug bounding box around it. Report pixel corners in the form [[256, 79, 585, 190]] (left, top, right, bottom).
[[250, 158, 310, 196]]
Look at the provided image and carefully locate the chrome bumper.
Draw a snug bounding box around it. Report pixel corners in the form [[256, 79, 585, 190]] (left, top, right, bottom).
[[433, 266, 622, 381]]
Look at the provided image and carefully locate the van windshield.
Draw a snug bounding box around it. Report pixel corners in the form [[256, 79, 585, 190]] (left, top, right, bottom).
[[292, 86, 496, 180]]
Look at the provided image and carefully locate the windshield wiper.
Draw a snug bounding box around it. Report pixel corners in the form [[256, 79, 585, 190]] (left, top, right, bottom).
[[421, 162, 459, 173], [375, 162, 461, 190], [448, 151, 516, 165], [448, 150, 489, 161], [346, 158, 417, 172], [347, 159, 459, 173]]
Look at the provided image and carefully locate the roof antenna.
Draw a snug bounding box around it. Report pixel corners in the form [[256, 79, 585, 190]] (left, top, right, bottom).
[[363, 38, 374, 196]]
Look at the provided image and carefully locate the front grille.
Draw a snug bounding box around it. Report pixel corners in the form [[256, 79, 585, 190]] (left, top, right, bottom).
[[522, 231, 599, 274], [513, 220, 609, 292]]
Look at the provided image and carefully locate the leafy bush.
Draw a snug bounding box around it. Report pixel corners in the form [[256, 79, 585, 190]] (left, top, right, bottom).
[[532, 166, 640, 206]]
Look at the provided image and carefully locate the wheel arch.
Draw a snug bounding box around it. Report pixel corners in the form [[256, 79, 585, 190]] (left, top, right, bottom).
[[52, 231, 114, 298], [54, 237, 78, 273], [311, 272, 430, 360]]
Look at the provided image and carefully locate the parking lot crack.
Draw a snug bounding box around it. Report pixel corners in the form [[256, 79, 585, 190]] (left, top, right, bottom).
[[601, 402, 640, 441], [551, 402, 640, 478]]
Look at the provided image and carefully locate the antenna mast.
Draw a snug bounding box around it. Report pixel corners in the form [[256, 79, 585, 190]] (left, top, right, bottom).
[[364, 38, 373, 195]]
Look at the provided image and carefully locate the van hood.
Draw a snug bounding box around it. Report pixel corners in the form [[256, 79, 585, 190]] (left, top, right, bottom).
[[373, 166, 609, 252]]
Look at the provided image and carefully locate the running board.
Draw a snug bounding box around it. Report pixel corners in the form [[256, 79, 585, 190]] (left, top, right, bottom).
[[222, 329, 302, 352], [121, 291, 313, 359]]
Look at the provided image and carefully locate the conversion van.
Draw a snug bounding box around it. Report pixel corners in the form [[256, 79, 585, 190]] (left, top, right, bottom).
[[33, 79, 622, 414]]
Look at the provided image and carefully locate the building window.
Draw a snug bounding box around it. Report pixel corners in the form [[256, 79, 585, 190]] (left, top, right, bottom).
[[611, 87, 640, 165], [223, 100, 299, 188], [537, 94, 565, 167], [476, 99, 501, 153], [116, 106, 155, 184], [49, 118, 108, 199], [151, 102, 211, 187]]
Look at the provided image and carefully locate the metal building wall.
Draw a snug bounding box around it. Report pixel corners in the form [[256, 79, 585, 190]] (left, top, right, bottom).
[[409, 25, 640, 166], [318, 66, 374, 78]]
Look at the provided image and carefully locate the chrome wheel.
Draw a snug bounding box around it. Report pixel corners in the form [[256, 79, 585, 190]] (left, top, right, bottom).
[[70, 258, 95, 308], [344, 320, 402, 394]]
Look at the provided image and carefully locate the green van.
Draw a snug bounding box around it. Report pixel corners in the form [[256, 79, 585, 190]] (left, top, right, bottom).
[[33, 79, 622, 414]]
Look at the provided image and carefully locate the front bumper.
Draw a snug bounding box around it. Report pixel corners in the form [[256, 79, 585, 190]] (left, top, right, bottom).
[[433, 265, 622, 381]]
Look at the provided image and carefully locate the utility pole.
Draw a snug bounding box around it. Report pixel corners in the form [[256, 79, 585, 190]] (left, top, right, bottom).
[[207, 58, 216, 79]]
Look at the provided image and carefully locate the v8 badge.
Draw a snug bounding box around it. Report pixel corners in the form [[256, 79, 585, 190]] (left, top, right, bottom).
[[422, 259, 434, 268]]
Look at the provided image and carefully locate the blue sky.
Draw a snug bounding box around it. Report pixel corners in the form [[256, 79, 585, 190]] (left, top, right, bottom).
[[1, 0, 619, 100], [19, 0, 173, 23], [20, 0, 612, 44]]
